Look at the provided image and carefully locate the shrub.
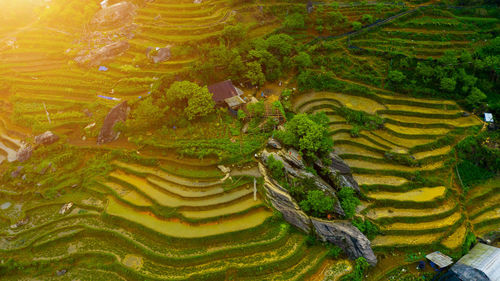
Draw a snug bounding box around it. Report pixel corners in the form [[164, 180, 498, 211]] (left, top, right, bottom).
[[299, 190, 336, 218], [352, 218, 379, 240], [361, 14, 373, 24], [462, 232, 476, 256], [352, 21, 362, 30], [341, 257, 370, 281], [440, 77, 457, 92], [327, 245, 343, 258], [388, 70, 406, 83], [283, 13, 306, 30], [338, 187, 360, 219], [267, 155, 285, 181], [276, 113, 333, 159]]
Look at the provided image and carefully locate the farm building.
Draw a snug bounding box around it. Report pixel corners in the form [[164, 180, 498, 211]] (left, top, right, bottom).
[[426, 251, 454, 270], [485, 113, 494, 123], [438, 243, 500, 281], [208, 80, 246, 110]]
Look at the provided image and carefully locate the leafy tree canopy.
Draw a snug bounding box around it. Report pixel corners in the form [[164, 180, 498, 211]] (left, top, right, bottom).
[[164, 81, 215, 120], [276, 112, 333, 158]]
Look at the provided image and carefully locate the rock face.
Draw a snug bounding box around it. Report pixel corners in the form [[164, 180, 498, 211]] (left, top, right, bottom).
[[16, 145, 33, 163], [34, 131, 59, 146], [315, 152, 360, 193], [259, 163, 312, 233], [75, 41, 130, 66], [258, 147, 376, 266], [91, 2, 136, 28], [267, 138, 282, 150], [311, 218, 378, 266], [97, 101, 129, 145], [260, 150, 345, 217], [147, 46, 171, 63]]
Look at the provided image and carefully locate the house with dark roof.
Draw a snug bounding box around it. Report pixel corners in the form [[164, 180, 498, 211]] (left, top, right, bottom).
[[207, 80, 245, 110]]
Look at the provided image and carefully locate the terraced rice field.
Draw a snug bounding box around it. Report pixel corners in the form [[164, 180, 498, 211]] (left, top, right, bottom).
[[293, 78, 483, 252], [0, 0, 288, 135], [465, 177, 500, 237], [1, 157, 331, 280], [350, 9, 499, 58]]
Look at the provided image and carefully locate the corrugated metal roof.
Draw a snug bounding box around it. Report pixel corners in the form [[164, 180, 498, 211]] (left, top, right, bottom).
[[208, 80, 239, 103], [485, 113, 494, 123], [426, 251, 454, 268], [457, 243, 500, 281]]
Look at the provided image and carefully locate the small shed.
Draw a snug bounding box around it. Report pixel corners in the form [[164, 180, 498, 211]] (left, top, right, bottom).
[[208, 80, 245, 110], [426, 251, 454, 270], [485, 113, 494, 123], [450, 243, 500, 281]]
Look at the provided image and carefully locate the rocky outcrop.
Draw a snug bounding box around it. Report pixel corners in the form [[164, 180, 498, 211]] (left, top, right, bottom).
[[315, 152, 360, 193], [258, 147, 376, 266], [279, 148, 305, 169], [91, 2, 136, 29], [260, 150, 344, 216], [147, 46, 171, 64], [34, 131, 59, 146], [259, 163, 312, 233], [74, 41, 130, 66], [97, 101, 129, 145], [16, 145, 33, 163], [267, 138, 282, 150], [311, 218, 377, 266]]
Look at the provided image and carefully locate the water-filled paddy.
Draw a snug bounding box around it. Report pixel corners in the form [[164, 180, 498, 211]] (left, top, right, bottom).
[[106, 196, 272, 238], [366, 186, 446, 202]]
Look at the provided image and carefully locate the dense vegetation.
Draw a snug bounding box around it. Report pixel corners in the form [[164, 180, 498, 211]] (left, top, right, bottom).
[[0, 0, 499, 280]]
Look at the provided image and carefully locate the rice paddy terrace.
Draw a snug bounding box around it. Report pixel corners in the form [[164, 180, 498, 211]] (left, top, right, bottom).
[[292, 79, 485, 252], [1, 152, 336, 280]]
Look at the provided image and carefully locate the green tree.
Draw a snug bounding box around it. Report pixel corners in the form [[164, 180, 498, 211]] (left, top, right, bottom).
[[283, 12, 305, 30], [338, 186, 360, 219], [466, 87, 487, 108], [299, 190, 336, 218], [221, 23, 246, 47], [237, 109, 247, 120], [294, 52, 312, 69], [267, 155, 285, 180], [440, 77, 457, 92], [352, 21, 362, 30], [326, 11, 346, 25], [265, 34, 295, 57], [361, 14, 373, 24], [165, 81, 215, 120], [244, 61, 265, 86], [126, 97, 167, 131], [388, 70, 406, 83], [276, 113, 333, 158]]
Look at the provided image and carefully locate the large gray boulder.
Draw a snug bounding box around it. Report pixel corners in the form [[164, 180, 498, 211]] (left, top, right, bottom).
[[311, 218, 378, 266], [278, 148, 305, 169], [315, 152, 360, 193], [260, 150, 345, 217], [97, 101, 129, 145], [16, 145, 33, 163], [91, 1, 136, 29], [34, 131, 59, 146], [259, 163, 312, 233], [147, 46, 172, 64], [258, 160, 377, 266], [75, 41, 130, 66]]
